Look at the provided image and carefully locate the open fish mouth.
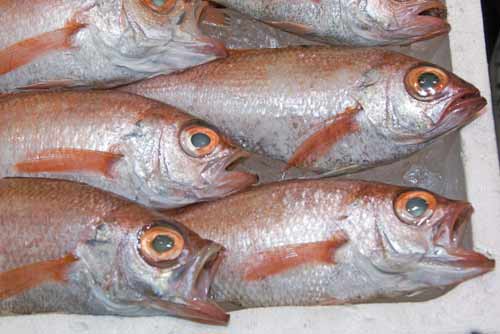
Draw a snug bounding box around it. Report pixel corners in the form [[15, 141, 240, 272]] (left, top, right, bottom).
[[396, 1, 450, 43], [201, 150, 258, 198], [162, 242, 229, 325], [423, 89, 487, 140], [431, 204, 495, 274]]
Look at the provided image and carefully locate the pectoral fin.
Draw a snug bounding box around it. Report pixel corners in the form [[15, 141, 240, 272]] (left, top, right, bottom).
[[15, 148, 123, 178], [0, 21, 85, 76], [285, 104, 362, 170], [266, 21, 315, 36], [243, 231, 348, 281], [0, 254, 78, 300]]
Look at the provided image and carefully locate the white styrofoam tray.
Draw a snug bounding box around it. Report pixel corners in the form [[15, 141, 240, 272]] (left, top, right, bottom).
[[1, 1, 499, 333]]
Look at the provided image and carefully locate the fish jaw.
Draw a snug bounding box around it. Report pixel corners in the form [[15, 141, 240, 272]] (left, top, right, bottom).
[[384, 1, 450, 44], [417, 204, 495, 286], [197, 149, 258, 200], [163, 241, 229, 325], [424, 88, 487, 140]]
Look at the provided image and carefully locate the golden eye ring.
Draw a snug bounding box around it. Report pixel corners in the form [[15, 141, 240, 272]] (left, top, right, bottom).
[[138, 225, 185, 267], [404, 65, 449, 101], [394, 190, 437, 226], [180, 124, 221, 158]]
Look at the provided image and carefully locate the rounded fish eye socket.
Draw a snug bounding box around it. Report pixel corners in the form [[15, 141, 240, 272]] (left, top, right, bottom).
[[405, 66, 449, 101], [394, 190, 437, 225], [138, 225, 185, 267], [141, 0, 176, 14], [180, 125, 221, 158]]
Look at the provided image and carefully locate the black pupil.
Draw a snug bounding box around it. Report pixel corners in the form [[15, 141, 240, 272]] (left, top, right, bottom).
[[152, 235, 174, 253], [406, 197, 429, 218], [418, 72, 440, 90], [191, 132, 211, 148]]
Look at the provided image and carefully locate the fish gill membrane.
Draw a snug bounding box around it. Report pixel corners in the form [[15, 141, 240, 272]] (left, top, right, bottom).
[[0, 0, 227, 93], [165, 179, 495, 309], [0, 178, 229, 325], [204, 0, 450, 46]]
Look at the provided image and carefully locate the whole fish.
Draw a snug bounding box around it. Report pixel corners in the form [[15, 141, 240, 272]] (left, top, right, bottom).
[[0, 91, 256, 208], [121, 47, 487, 175], [208, 0, 450, 46], [0, 178, 228, 325], [167, 179, 495, 308], [0, 0, 226, 93]]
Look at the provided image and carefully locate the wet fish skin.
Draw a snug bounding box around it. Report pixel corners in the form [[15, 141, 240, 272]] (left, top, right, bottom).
[[0, 91, 256, 208], [210, 0, 450, 46], [0, 0, 226, 93], [166, 179, 495, 308], [0, 178, 228, 324], [121, 46, 487, 175]]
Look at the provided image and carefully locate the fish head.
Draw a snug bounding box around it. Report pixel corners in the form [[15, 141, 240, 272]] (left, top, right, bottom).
[[360, 58, 486, 144], [347, 0, 449, 44], [96, 211, 229, 324], [158, 117, 257, 206], [368, 187, 494, 290], [94, 0, 226, 76]]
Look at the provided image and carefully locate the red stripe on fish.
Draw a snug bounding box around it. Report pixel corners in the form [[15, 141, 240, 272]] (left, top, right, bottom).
[[0, 254, 78, 300], [0, 21, 85, 76], [243, 231, 348, 281], [285, 104, 362, 170], [15, 148, 123, 178], [266, 21, 315, 36]]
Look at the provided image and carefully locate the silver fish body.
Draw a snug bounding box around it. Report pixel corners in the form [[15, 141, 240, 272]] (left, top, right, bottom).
[[0, 0, 226, 93], [121, 47, 487, 175], [0, 178, 228, 324], [0, 91, 256, 208], [211, 0, 450, 46], [167, 179, 495, 308]]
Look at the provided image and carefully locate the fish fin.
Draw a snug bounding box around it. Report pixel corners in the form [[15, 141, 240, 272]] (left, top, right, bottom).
[[285, 104, 363, 170], [0, 254, 78, 300], [15, 148, 123, 178], [201, 5, 230, 27], [0, 21, 86, 76], [243, 231, 348, 282], [266, 21, 315, 36], [16, 79, 78, 91]]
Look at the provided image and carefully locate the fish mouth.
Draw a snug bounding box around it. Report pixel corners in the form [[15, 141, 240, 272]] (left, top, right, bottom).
[[161, 242, 229, 325], [191, 1, 228, 58], [430, 204, 495, 277], [395, 1, 450, 43], [423, 89, 487, 140], [200, 150, 258, 199]]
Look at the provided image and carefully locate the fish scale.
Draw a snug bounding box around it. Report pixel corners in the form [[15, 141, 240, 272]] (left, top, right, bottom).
[[166, 179, 494, 308]]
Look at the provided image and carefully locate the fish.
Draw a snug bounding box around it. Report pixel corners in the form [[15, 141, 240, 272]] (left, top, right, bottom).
[[165, 179, 495, 308], [0, 91, 256, 208], [0, 0, 226, 93], [120, 46, 487, 176], [0, 178, 229, 325], [207, 0, 450, 46]]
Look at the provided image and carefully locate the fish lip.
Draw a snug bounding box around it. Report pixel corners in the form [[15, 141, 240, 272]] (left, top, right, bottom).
[[432, 204, 495, 272], [395, 1, 450, 42], [169, 242, 229, 325], [423, 90, 487, 140], [201, 149, 258, 198], [191, 1, 228, 58]]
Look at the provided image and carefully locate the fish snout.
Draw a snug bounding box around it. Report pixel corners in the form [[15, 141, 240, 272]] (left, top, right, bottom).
[[394, 1, 450, 42]]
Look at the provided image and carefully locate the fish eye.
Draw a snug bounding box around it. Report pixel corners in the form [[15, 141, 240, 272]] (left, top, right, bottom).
[[180, 124, 220, 158], [141, 0, 176, 14], [394, 190, 437, 225], [405, 65, 449, 101], [138, 224, 185, 267]]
